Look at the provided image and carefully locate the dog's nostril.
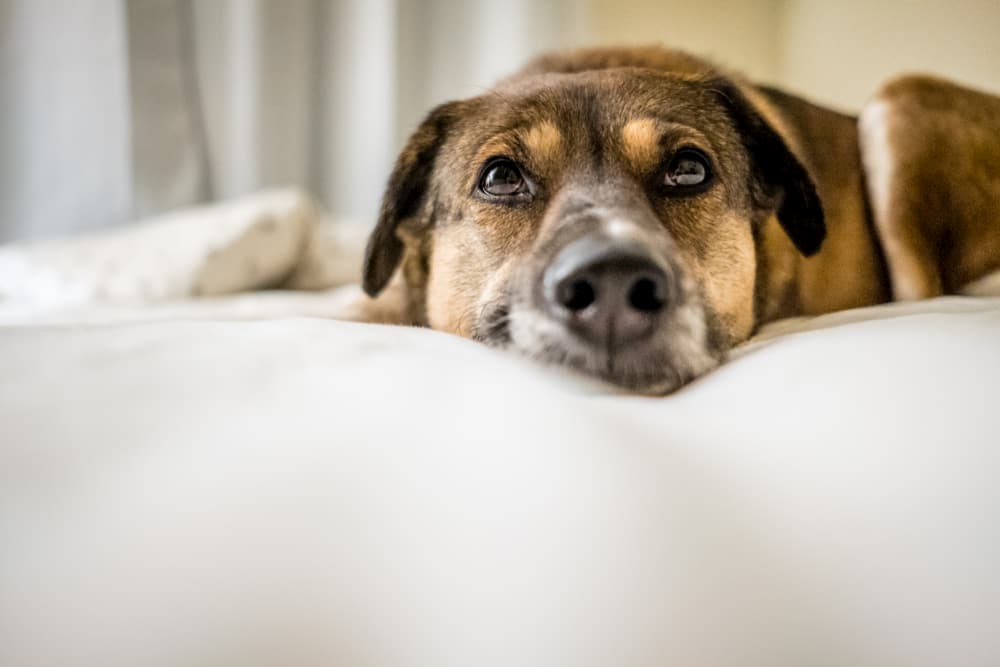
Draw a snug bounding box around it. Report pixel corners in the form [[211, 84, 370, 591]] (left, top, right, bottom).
[[628, 276, 667, 312], [560, 279, 597, 312]]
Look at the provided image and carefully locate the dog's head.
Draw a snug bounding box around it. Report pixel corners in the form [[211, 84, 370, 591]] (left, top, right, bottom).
[[363, 49, 824, 394]]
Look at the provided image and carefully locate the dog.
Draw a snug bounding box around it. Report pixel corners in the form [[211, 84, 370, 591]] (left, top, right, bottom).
[[353, 45, 1000, 394]]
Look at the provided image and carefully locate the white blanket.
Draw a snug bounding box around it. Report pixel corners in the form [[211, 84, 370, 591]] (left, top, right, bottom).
[[0, 189, 368, 322], [2, 193, 999, 666]]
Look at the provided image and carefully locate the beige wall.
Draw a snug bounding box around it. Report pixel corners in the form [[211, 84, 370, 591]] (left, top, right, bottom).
[[780, 0, 1000, 111], [581, 0, 1000, 112], [581, 0, 783, 82]]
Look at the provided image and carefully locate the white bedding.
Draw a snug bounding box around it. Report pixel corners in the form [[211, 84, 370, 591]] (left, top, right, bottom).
[[2, 193, 999, 666]]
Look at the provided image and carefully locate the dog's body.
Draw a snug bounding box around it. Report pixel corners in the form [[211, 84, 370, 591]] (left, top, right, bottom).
[[356, 46, 1000, 393]]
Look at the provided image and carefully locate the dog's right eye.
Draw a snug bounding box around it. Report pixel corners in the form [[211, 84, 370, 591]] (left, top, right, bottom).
[[479, 159, 527, 197], [663, 149, 711, 189]]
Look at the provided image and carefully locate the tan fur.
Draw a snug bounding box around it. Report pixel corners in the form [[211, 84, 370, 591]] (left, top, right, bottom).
[[620, 118, 662, 174], [522, 121, 565, 173], [690, 213, 757, 342], [426, 224, 487, 337]]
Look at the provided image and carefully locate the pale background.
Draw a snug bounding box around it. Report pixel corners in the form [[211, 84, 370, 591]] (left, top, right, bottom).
[[2, 0, 999, 242]]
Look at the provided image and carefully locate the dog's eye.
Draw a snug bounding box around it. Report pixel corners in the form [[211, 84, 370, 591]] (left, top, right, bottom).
[[480, 159, 526, 197], [664, 150, 710, 188]]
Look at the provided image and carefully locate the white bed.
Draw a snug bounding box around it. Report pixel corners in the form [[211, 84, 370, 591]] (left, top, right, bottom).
[[2, 192, 998, 666]]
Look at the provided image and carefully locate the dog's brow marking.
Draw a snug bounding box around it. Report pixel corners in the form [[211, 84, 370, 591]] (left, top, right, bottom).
[[522, 121, 563, 164], [621, 118, 661, 172]]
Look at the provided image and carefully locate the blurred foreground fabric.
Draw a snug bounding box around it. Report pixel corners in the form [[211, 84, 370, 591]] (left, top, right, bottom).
[[1, 190, 1000, 666], [1, 299, 999, 666]]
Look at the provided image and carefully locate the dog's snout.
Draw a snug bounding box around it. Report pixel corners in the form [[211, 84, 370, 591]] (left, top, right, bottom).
[[544, 236, 671, 347]]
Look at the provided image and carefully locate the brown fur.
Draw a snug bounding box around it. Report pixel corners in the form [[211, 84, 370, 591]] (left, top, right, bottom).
[[356, 46, 1000, 393], [755, 87, 890, 318]]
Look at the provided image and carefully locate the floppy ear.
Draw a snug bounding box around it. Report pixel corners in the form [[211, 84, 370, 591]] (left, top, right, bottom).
[[362, 102, 459, 296], [709, 80, 826, 256]]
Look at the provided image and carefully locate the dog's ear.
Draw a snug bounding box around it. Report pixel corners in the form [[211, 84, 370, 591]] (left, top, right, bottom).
[[709, 80, 826, 257], [363, 102, 460, 296]]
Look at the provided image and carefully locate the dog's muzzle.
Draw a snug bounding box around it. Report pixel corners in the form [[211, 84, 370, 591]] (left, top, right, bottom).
[[540, 234, 676, 352]]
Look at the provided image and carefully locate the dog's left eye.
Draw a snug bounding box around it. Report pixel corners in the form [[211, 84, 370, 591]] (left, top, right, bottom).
[[664, 150, 711, 188], [480, 159, 527, 197]]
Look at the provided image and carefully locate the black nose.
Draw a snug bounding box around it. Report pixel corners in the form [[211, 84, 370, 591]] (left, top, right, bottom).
[[543, 236, 672, 348]]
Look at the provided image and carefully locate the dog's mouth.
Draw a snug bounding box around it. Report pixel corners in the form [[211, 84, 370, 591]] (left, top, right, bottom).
[[474, 299, 718, 395]]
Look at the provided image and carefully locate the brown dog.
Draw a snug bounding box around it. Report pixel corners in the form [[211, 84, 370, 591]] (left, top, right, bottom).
[[356, 46, 1000, 394]]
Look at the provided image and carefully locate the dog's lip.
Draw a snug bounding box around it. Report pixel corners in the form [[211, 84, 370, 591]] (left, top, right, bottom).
[[532, 330, 683, 394], [563, 353, 682, 395], [595, 347, 683, 394]]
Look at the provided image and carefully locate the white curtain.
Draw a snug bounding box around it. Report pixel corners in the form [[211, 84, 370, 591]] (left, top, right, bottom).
[[0, 0, 585, 242], [5, 0, 997, 243], [1, 1, 134, 241]]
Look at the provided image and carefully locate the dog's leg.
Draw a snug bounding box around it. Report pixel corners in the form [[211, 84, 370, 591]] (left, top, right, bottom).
[[859, 75, 1000, 301], [859, 93, 944, 300], [329, 271, 424, 325]]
